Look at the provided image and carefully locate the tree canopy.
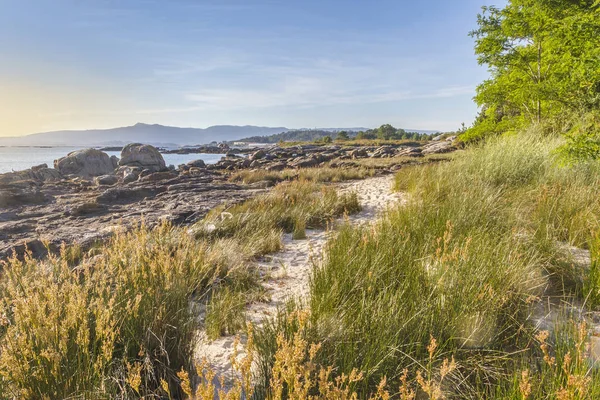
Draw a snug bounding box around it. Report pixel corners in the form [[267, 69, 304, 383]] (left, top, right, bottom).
[[463, 0, 600, 142]]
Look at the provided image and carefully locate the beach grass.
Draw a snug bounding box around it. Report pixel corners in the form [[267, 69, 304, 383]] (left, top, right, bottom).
[[250, 128, 600, 398]]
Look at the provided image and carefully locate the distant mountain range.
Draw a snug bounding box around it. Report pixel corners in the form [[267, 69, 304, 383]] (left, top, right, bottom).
[[0, 123, 290, 147], [0, 123, 438, 147]]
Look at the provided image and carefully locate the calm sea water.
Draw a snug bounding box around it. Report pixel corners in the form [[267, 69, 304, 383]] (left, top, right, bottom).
[[0, 147, 225, 174]]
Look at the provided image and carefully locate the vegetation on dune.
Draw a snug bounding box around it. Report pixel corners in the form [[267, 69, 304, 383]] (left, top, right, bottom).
[[194, 180, 360, 244], [252, 131, 600, 399], [0, 224, 234, 398], [0, 180, 360, 399], [229, 166, 376, 185], [2, 1, 599, 399]]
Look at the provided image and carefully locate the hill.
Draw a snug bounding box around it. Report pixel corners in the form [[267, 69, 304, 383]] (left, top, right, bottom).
[[0, 123, 290, 147]]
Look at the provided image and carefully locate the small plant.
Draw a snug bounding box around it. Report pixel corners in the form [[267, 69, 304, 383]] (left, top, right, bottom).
[[205, 289, 247, 340], [584, 232, 600, 310], [292, 218, 307, 240]]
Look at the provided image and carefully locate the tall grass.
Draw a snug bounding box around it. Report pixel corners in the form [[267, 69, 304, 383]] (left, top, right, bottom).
[[584, 233, 600, 310], [229, 166, 375, 185], [0, 179, 361, 399], [194, 180, 360, 247], [252, 130, 600, 398], [0, 224, 231, 398]]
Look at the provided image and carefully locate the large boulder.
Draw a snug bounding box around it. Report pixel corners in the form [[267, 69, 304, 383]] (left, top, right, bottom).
[[186, 159, 206, 168], [250, 149, 266, 160], [421, 138, 456, 155], [54, 149, 115, 179], [119, 143, 166, 172]]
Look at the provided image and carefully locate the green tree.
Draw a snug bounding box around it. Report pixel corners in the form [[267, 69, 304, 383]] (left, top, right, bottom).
[[377, 124, 397, 140], [466, 0, 600, 141], [336, 131, 350, 141], [357, 130, 377, 140]]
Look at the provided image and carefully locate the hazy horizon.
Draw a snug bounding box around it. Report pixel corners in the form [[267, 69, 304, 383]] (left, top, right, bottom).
[[1, 0, 502, 137]]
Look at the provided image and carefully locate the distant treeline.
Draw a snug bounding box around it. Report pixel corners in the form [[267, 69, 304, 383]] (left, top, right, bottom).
[[238, 124, 439, 143]]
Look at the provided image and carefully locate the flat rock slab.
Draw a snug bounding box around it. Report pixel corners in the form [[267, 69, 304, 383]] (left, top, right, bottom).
[[0, 173, 258, 261]]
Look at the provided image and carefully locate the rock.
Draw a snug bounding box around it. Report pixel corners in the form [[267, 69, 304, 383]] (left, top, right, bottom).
[[188, 167, 204, 176], [123, 172, 139, 184], [396, 147, 423, 157], [187, 159, 206, 168], [66, 202, 107, 216], [290, 157, 320, 169], [139, 169, 153, 179], [0, 165, 65, 184], [421, 140, 455, 155], [31, 163, 48, 171], [119, 143, 166, 172], [96, 187, 164, 203], [0, 182, 50, 207], [349, 148, 368, 159], [54, 149, 115, 178], [32, 167, 63, 182], [0, 170, 253, 262], [265, 162, 287, 172], [94, 175, 119, 186], [250, 149, 266, 160], [110, 155, 119, 169], [371, 146, 395, 158], [139, 171, 178, 183]]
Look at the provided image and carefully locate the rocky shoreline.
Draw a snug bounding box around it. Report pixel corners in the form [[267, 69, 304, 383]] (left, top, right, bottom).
[[0, 138, 456, 261]]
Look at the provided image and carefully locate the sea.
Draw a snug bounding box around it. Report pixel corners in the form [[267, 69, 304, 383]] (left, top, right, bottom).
[[0, 147, 225, 174]]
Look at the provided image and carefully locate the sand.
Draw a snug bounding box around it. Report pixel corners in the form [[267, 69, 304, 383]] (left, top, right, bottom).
[[194, 174, 403, 383]]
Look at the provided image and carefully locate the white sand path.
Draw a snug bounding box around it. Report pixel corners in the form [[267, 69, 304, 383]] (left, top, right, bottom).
[[194, 175, 403, 381]]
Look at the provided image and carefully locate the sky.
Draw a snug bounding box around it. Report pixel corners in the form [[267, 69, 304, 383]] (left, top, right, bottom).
[[0, 0, 502, 137]]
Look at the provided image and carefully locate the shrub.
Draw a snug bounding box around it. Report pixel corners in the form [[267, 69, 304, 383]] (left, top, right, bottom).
[[557, 112, 600, 164], [0, 224, 225, 398]]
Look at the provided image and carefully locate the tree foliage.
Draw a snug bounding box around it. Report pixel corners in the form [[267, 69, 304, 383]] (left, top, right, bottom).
[[464, 0, 600, 143]]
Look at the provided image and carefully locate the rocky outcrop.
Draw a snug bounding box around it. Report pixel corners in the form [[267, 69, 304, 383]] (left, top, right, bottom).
[[54, 149, 115, 178], [186, 159, 206, 168], [95, 175, 119, 186], [0, 181, 49, 208], [0, 169, 254, 261], [0, 164, 62, 184], [119, 143, 166, 172], [421, 136, 457, 155]]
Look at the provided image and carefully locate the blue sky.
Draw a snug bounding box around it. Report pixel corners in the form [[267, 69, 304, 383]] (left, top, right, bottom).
[[0, 0, 501, 136]]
